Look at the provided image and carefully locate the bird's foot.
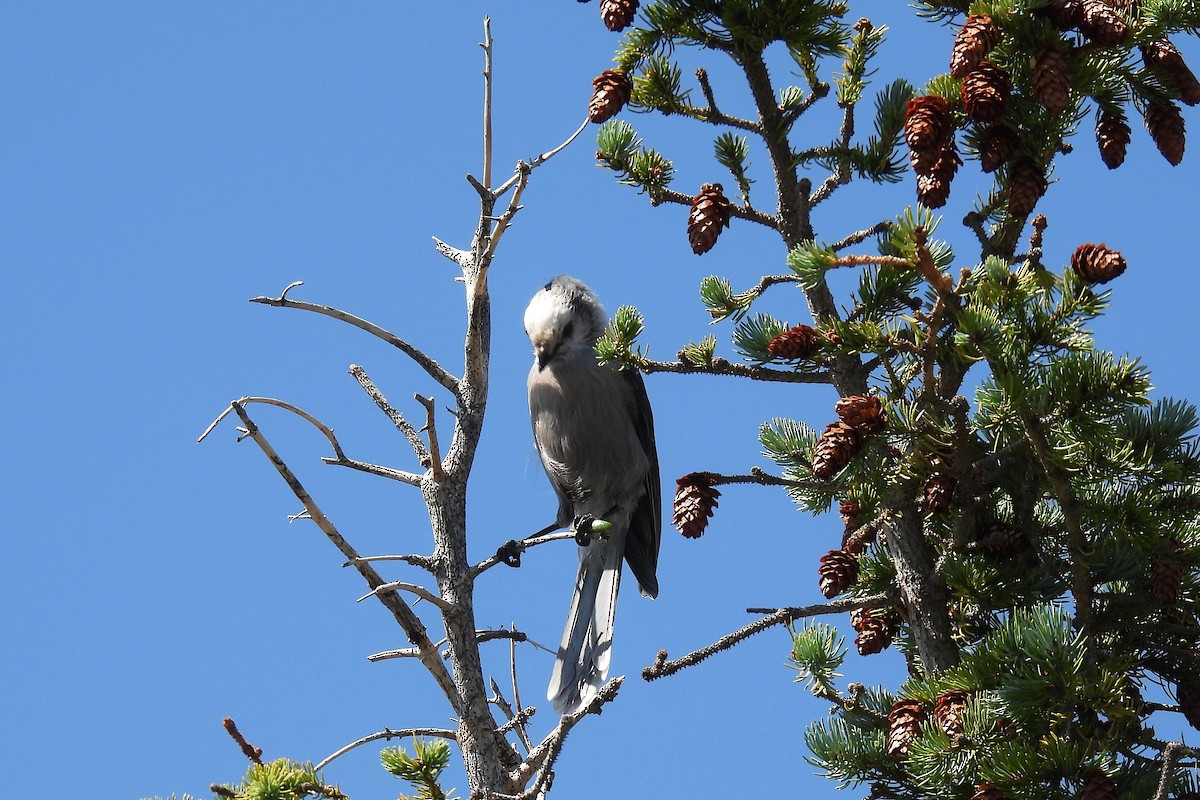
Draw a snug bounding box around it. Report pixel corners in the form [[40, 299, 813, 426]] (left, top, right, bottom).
[[573, 514, 596, 546]]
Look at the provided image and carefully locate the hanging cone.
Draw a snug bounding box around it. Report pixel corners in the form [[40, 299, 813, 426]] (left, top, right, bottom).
[[767, 324, 819, 360], [979, 124, 1017, 173], [687, 183, 733, 254], [915, 143, 961, 208], [1070, 242, 1127, 284], [1096, 107, 1131, 169], [817, 549, 859, 598], [934, 689, 970, 736], [1145, 101, 1187, 165], [588, 69, 632, 123], [971, 783, 1008, 800], [961, 61, 1011, 123], [1078, 0, 1128, 45], [835, 395, 888, 435], [672, 473, 721, 538], [1033, 45, 1071, 116], [599, 0, 639, 31], [1152, 555, 1184, 604], [1080, 770, 1118, 800], [839, 499, 861, 528], [950, 14, 1002, 78], [886, 698, 926, 758], [976, 521, 1031, 557], [904, 95, 954, 150], [1178, 678, 1200, 730], [1005, 161, 1048, 216], [811, 421, 862, 480], [1142, 40, 1200, 106], [851, 606, 896, 655], [921, 473, 955, 513]]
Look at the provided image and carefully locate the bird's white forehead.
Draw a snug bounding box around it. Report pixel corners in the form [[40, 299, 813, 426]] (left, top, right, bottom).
[[524, 287, 572, 339]]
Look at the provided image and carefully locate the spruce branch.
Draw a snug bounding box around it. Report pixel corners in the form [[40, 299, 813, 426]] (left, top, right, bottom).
[[314, 728, 458, 772]]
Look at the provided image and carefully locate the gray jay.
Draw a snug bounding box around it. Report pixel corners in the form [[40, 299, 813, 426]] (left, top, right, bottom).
[[524, 276, 660, 715]]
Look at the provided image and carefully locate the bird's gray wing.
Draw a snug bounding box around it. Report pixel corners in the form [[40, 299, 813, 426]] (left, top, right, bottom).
[[621, 366, 660, 598]]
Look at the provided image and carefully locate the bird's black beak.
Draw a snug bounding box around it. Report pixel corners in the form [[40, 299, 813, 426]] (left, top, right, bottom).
[[535, 344, 555, 371]]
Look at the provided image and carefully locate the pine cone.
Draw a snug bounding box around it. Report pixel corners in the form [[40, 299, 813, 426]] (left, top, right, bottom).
[[921, 473, 955, 513], [839, 499, 861, 528], [979, 125, 1017, 173], [1180, 678, 1200, 730], [1078, 0, 1128, 45], [687, 183, 733, 255], [588, 69, 632, 123], [1152, 540, 1185, 604], [672, 473, 721, 538], [934, 689, 970, 736], [818, 549, 860, 598], [1045, 0, 1083, 30], [971, 783, 1008, 800], [886, 698, 926, 758], [915, 144, 961, 208], [977, 521, 1031, 557], [1096, 108, 1131, 169], [1080, 770, 1118, 800], [904, 95, 953, 150], [1070, 242, 1127, 284], [767, 324, 819, 360], [835, 395, 888, 435], [1142, 40, 1200, 106], [1145, 101, 1187, 165], [851, 606, 895, 655], [961, 61, 1011, 123], [599, 0, 638, 31], [1033, 46, 1071, 117], [811, 421, 862, 480], [950, 14, 1002, 79], [1006, 161, 1048, 217]]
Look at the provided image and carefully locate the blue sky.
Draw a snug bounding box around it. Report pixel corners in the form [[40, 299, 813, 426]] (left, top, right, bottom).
[[3, 4, 1198, 799]]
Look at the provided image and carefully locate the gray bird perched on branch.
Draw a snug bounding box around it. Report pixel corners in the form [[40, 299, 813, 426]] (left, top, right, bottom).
[[524, 276, 661, 715]]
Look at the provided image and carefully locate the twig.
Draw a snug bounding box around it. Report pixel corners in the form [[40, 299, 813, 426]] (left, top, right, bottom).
[[314, 727, 458, 772], [249, 286, 460, 395], [223, 717, 264, 765], [688, 468, 797, 489], [685, 66, 763, 133], [225, 401, 461, 712], [831, 220, 893, 252], [637, 355, 832, 384], [481, 17, 493, 190], [359, 580, 453, 611], [344, 553, 437, 572], [471, 531, 578, 578], [644, 592, 893, 681], [650, 186, 780, 229], [415, 394, 446, 481], [349, 364, 430, 467], [321, 455, 422, 486]]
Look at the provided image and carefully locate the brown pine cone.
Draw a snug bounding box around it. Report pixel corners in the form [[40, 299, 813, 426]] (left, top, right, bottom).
[[1033, 45, 1072, 116], [979, 124, 1017, 173], [1080, 770, 1118, 800], [1006, 161, 1048, 217], [672, 473, 721, 538], [904, 95, 954, 150], [588, 69, 632, 123], [839, 499, 861, 529], [1145, 101, 1187, 165], [835, 395, 887, 435], [1152, 554, 1184, 604], [1078, 0, 1128, 45], [886, 698, 926, 758], [915, 143, 961, 208], [950, 14, 1002, 79], [1179, 678, 1200, 730], [599, 0, 639, 32], [767, 324, 819, 360], [811, 421, 862, 480], [851, 606, 896, 655], [1071, 242, 1127, 284], [921, 473, 955, 513], [934, 689, 970, 736], [1142, 40, 1200, 106], [1096, 107, 1130, 169], [817, 549, 860, 598], [687, 183, 733, 255], [961, 61, 1011, 123], [976, 521, 1031, 557], [971, 783, 1008, 800]]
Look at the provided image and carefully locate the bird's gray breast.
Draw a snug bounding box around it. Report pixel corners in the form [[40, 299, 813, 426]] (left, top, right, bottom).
[[528, 356, 649, 517]]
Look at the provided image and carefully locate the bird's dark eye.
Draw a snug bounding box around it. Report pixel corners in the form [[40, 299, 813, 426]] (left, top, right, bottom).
[[562, 321, 575, 339]]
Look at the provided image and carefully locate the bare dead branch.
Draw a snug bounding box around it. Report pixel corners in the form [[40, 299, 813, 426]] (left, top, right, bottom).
[[349, 364, 430, 466], [344, 553, 437, 572], [831, 220, 893, 252], [322, 454, 422, 486], [415, 394, 446, 481], [359, 580, 453, 611], [314, 727, 458, 772], [471, 531, 578, 578], [644, 592, 893, 681], [249, 287, 461, 395]]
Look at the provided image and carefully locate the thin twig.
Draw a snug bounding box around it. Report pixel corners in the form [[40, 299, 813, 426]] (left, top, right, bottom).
[[651, 186, 780, 229], [481, 17, 493, 190], [349, 364, 430, 467], [471, 531, 578, 578], [831, 220, 893, 252], [249, 286, 460, 394], [644, 592, 893, 681], [637, 355, 832, 384], [688, 468, 797, 489], [321, 455, 422, 486], [359, 580, 453, 611], [415, 394, 446, 481], [314, 727, 458, 772], [344, 553, 437, 572], [223, 717, 264, 765], [1154, 741, 1188, 800]]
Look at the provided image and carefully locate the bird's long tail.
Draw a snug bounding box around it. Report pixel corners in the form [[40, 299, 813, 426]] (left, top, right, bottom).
[[547, 525, 626, 715]]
